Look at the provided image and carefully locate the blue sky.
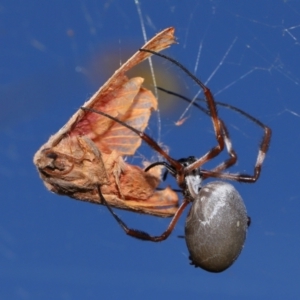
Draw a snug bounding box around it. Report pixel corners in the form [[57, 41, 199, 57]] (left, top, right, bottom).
[[1, 1, 300, 299]]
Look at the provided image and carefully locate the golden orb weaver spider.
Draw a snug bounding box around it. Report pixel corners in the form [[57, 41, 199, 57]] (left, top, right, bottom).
[[82, 49, 271, 272]]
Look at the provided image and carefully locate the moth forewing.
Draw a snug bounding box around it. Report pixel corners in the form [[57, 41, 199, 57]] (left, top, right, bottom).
[[34, 27, 179, 217]]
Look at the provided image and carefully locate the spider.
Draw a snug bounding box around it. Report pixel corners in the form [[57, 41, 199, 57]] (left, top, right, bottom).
[[81, 49, 271, 272]]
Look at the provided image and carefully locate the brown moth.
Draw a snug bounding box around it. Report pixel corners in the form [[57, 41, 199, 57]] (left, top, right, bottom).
[[34, 27, 178, 217]]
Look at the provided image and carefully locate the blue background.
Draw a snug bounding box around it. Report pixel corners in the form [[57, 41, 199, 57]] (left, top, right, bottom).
[[1, 1, 300, 299]]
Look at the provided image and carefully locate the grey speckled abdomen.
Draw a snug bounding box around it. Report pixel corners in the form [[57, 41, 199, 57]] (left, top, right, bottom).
[[185, 181, 248, 273]]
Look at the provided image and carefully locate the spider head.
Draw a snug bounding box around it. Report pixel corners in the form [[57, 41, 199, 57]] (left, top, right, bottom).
[[178, 156, 203, 201], [145, 156, 203, 201]]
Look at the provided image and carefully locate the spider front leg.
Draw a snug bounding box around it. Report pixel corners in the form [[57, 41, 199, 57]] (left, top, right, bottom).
[[97, 185, 189, 242]]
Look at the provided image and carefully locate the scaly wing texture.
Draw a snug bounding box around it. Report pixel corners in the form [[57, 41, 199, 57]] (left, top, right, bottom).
[[34, 27, 179, 217]]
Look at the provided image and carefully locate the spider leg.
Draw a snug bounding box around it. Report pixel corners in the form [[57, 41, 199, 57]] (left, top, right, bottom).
[[155, 87, 238, 182], [159, 87, 239, 174], [140, 49, 226, 173], [144, 161, 177, 176], [156, 87, 272, 182], [81, 107, 183, 175], [201, 110, 271, 182], [97, 185, 189, 242], [200, 121, 238, 177], [197, 97, 272, 181], [157, 87, 238, 176], [179, 86, 225, 173]]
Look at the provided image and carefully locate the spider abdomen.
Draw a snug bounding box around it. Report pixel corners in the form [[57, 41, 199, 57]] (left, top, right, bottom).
[[185, 181, 248, 273]]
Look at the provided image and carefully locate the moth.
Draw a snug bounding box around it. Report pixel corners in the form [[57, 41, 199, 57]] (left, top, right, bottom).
[[34, 27, 179, 217]]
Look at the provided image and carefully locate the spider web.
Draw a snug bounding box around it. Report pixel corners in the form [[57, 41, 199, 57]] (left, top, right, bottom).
[[1, 1, 300, 298]]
